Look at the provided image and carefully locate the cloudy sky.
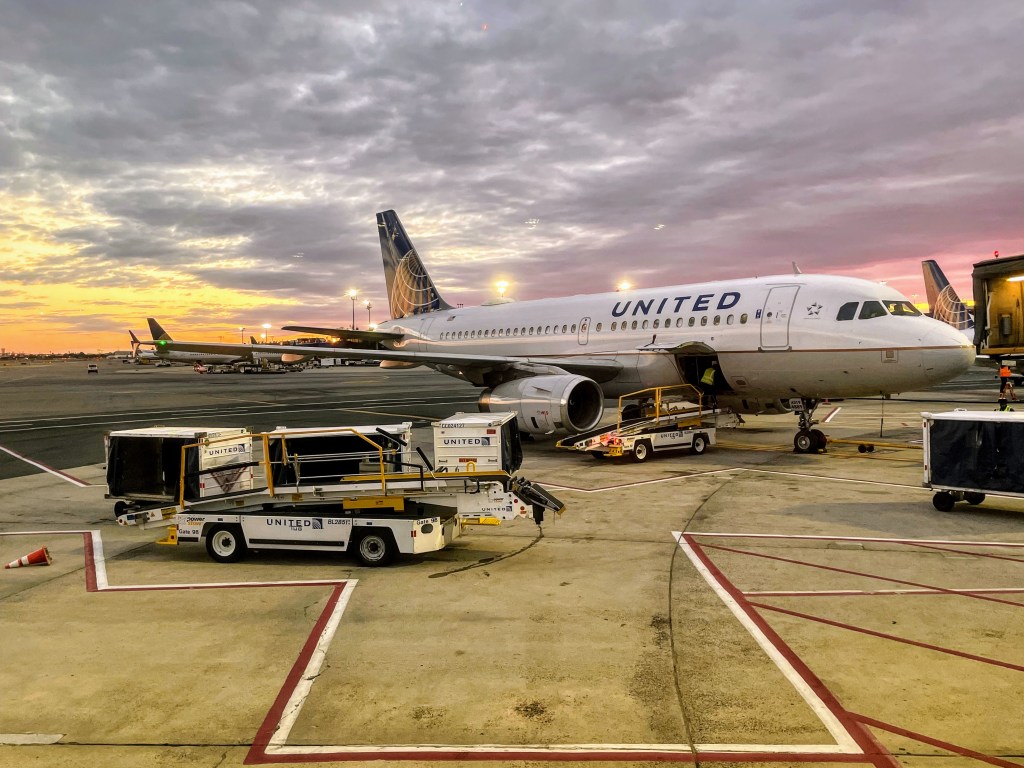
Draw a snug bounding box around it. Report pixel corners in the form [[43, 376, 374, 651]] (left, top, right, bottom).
[[2, 0, 1024, 352]]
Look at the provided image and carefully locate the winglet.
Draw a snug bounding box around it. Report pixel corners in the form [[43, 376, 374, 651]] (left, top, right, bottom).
[[377, 210, 452, 319]]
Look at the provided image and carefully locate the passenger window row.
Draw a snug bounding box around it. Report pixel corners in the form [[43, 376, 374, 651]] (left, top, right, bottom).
[[439, 313, 751, 341]]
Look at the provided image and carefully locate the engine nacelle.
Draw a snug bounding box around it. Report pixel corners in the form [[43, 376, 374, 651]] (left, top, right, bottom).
[[479, 375, 604, 436], [280, 353, 312, 364]]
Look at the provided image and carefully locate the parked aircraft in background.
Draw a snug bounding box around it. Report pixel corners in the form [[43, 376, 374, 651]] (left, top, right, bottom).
[[158, 211, 975, 451], [133, 319, 316, 370], [921, 260, 974, 332]]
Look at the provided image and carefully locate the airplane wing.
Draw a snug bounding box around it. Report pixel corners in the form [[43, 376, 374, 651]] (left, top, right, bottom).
[[281, 325, 404, 342], [150, 340, 623, 382]]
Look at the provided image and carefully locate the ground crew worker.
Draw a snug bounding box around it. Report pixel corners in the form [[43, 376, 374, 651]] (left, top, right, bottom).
[[999, 364, 1017, 401], [997, 397, 1015, 411], [700, 361, 719, 409]]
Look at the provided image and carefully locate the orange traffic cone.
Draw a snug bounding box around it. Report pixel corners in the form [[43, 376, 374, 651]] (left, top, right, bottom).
[[5, 546, 52, 568]]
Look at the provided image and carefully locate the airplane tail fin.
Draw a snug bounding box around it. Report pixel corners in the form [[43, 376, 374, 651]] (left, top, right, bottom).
[[129, 330, 140, 359], [377, 210, 452, 319], [921, 260, 973, 331], [147, 318, 173, 341], [250, 336, 258, 345]]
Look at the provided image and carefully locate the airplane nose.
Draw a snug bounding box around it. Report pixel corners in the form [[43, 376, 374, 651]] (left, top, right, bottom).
[[922, 324, 975, 382]]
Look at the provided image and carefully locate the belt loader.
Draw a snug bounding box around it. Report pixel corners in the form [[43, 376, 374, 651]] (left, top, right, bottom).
[[112, 414, 564, 566], [557, 385, 727, 461]]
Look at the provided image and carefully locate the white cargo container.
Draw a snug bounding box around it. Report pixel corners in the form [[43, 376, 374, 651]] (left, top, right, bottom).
[[105, 427, 253, 514], [432, 412, 522, 473]]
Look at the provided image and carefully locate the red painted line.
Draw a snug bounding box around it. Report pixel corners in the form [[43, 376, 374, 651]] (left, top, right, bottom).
[[852, 712, 1024, 768], [682, 535, 900, 768], [246, 584, 347, 765], [902, 541, 1024, 564], [751, 602, 1024, 673], [82, 531, 98, 592], [704, 543, 1024, 610], [747, 588, 1024, 598]]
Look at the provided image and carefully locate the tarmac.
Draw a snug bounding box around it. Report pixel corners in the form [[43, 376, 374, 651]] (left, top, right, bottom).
[[0, 360, 1021, 768]]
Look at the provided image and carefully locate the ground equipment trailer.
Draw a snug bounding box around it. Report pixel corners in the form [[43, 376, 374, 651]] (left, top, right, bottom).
[[923, 410, 1024, 511], [556, 385, 719, 462], [114, 416, 564, 566]]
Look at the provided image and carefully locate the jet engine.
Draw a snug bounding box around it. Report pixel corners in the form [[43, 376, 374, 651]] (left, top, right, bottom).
[[479, 375, 604, 436], [280, 353, 312, 364]]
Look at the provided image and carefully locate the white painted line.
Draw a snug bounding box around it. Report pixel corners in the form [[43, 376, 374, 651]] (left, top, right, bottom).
[[673, 532, 861, 754], [271, 741, 857, 757], [686, 532, 1024, 548], [0, 734, 63, 745], [90, 530, 110, 591], [545, 468, 739, 493], [269, 581, 358, 748], [0, 445, 90, 487]]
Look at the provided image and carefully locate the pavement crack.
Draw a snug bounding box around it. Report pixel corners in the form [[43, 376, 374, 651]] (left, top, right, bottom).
[[428, 526, 544, 578]]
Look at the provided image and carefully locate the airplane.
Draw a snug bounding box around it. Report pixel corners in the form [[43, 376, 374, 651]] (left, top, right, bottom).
[[133, 319, 316, 370], [921, 260, 974, 331], [163, 210, 976, 452]]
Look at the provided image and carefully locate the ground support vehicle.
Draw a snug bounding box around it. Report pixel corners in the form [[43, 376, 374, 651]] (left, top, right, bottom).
[[113, 415, 564, 566], [923, 410, 1024, 511], [556, 385, 726, 462]]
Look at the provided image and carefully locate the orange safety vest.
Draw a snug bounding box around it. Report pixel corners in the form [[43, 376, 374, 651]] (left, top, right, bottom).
[[1000, 366, 1012, 378]]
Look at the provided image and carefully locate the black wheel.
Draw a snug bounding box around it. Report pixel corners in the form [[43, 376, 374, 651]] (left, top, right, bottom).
[[631, 440, 653, 463], [794, 430, 815, 453], [205, 525, 248, 563], [691, 433, 708, 455], [857, 444, 867, 453], [964, 492, 986, 505], [932, 492, 955, 512], [867, 444, 875, 453], [354, 530, 395, 566], [113, 500, 128, 518], [810, 429, 826, 451], [588, 451, 605, 460]]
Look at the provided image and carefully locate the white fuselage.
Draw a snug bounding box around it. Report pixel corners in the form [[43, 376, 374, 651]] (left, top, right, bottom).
[[375, 274, 974, 399]]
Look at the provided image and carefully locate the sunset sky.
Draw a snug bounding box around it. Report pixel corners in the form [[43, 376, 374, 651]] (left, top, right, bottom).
[[2, 1, 1023, 353]]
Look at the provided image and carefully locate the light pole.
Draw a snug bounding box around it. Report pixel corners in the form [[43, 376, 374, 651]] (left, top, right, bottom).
[[348, 289, 358, 329], [262, 323, 271, 343], [239, 327, 245, 343], [496, 280, 509, 300], [364, 300, 372, 327]]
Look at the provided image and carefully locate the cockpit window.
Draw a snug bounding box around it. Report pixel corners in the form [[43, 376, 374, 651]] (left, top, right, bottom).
[[859, 300, 888, 319], [836, 302, 858, 321], [884, 300, 922, 316]]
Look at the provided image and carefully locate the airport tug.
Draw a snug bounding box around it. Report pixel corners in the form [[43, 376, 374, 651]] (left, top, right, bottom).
[[107, 413, 563, 566]]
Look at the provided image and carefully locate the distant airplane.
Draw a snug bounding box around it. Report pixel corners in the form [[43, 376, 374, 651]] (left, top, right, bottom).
[[133, 319, 316, 370], [159, 211, 975, 451], [921, 260, 974, 331]]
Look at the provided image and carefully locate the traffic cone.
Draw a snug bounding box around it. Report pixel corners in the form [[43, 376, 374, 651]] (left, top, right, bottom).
[[5, 546, 52, 568]]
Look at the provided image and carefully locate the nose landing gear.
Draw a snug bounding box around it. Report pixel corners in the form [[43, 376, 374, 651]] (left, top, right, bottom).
[[792, 398, 827, 454]]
